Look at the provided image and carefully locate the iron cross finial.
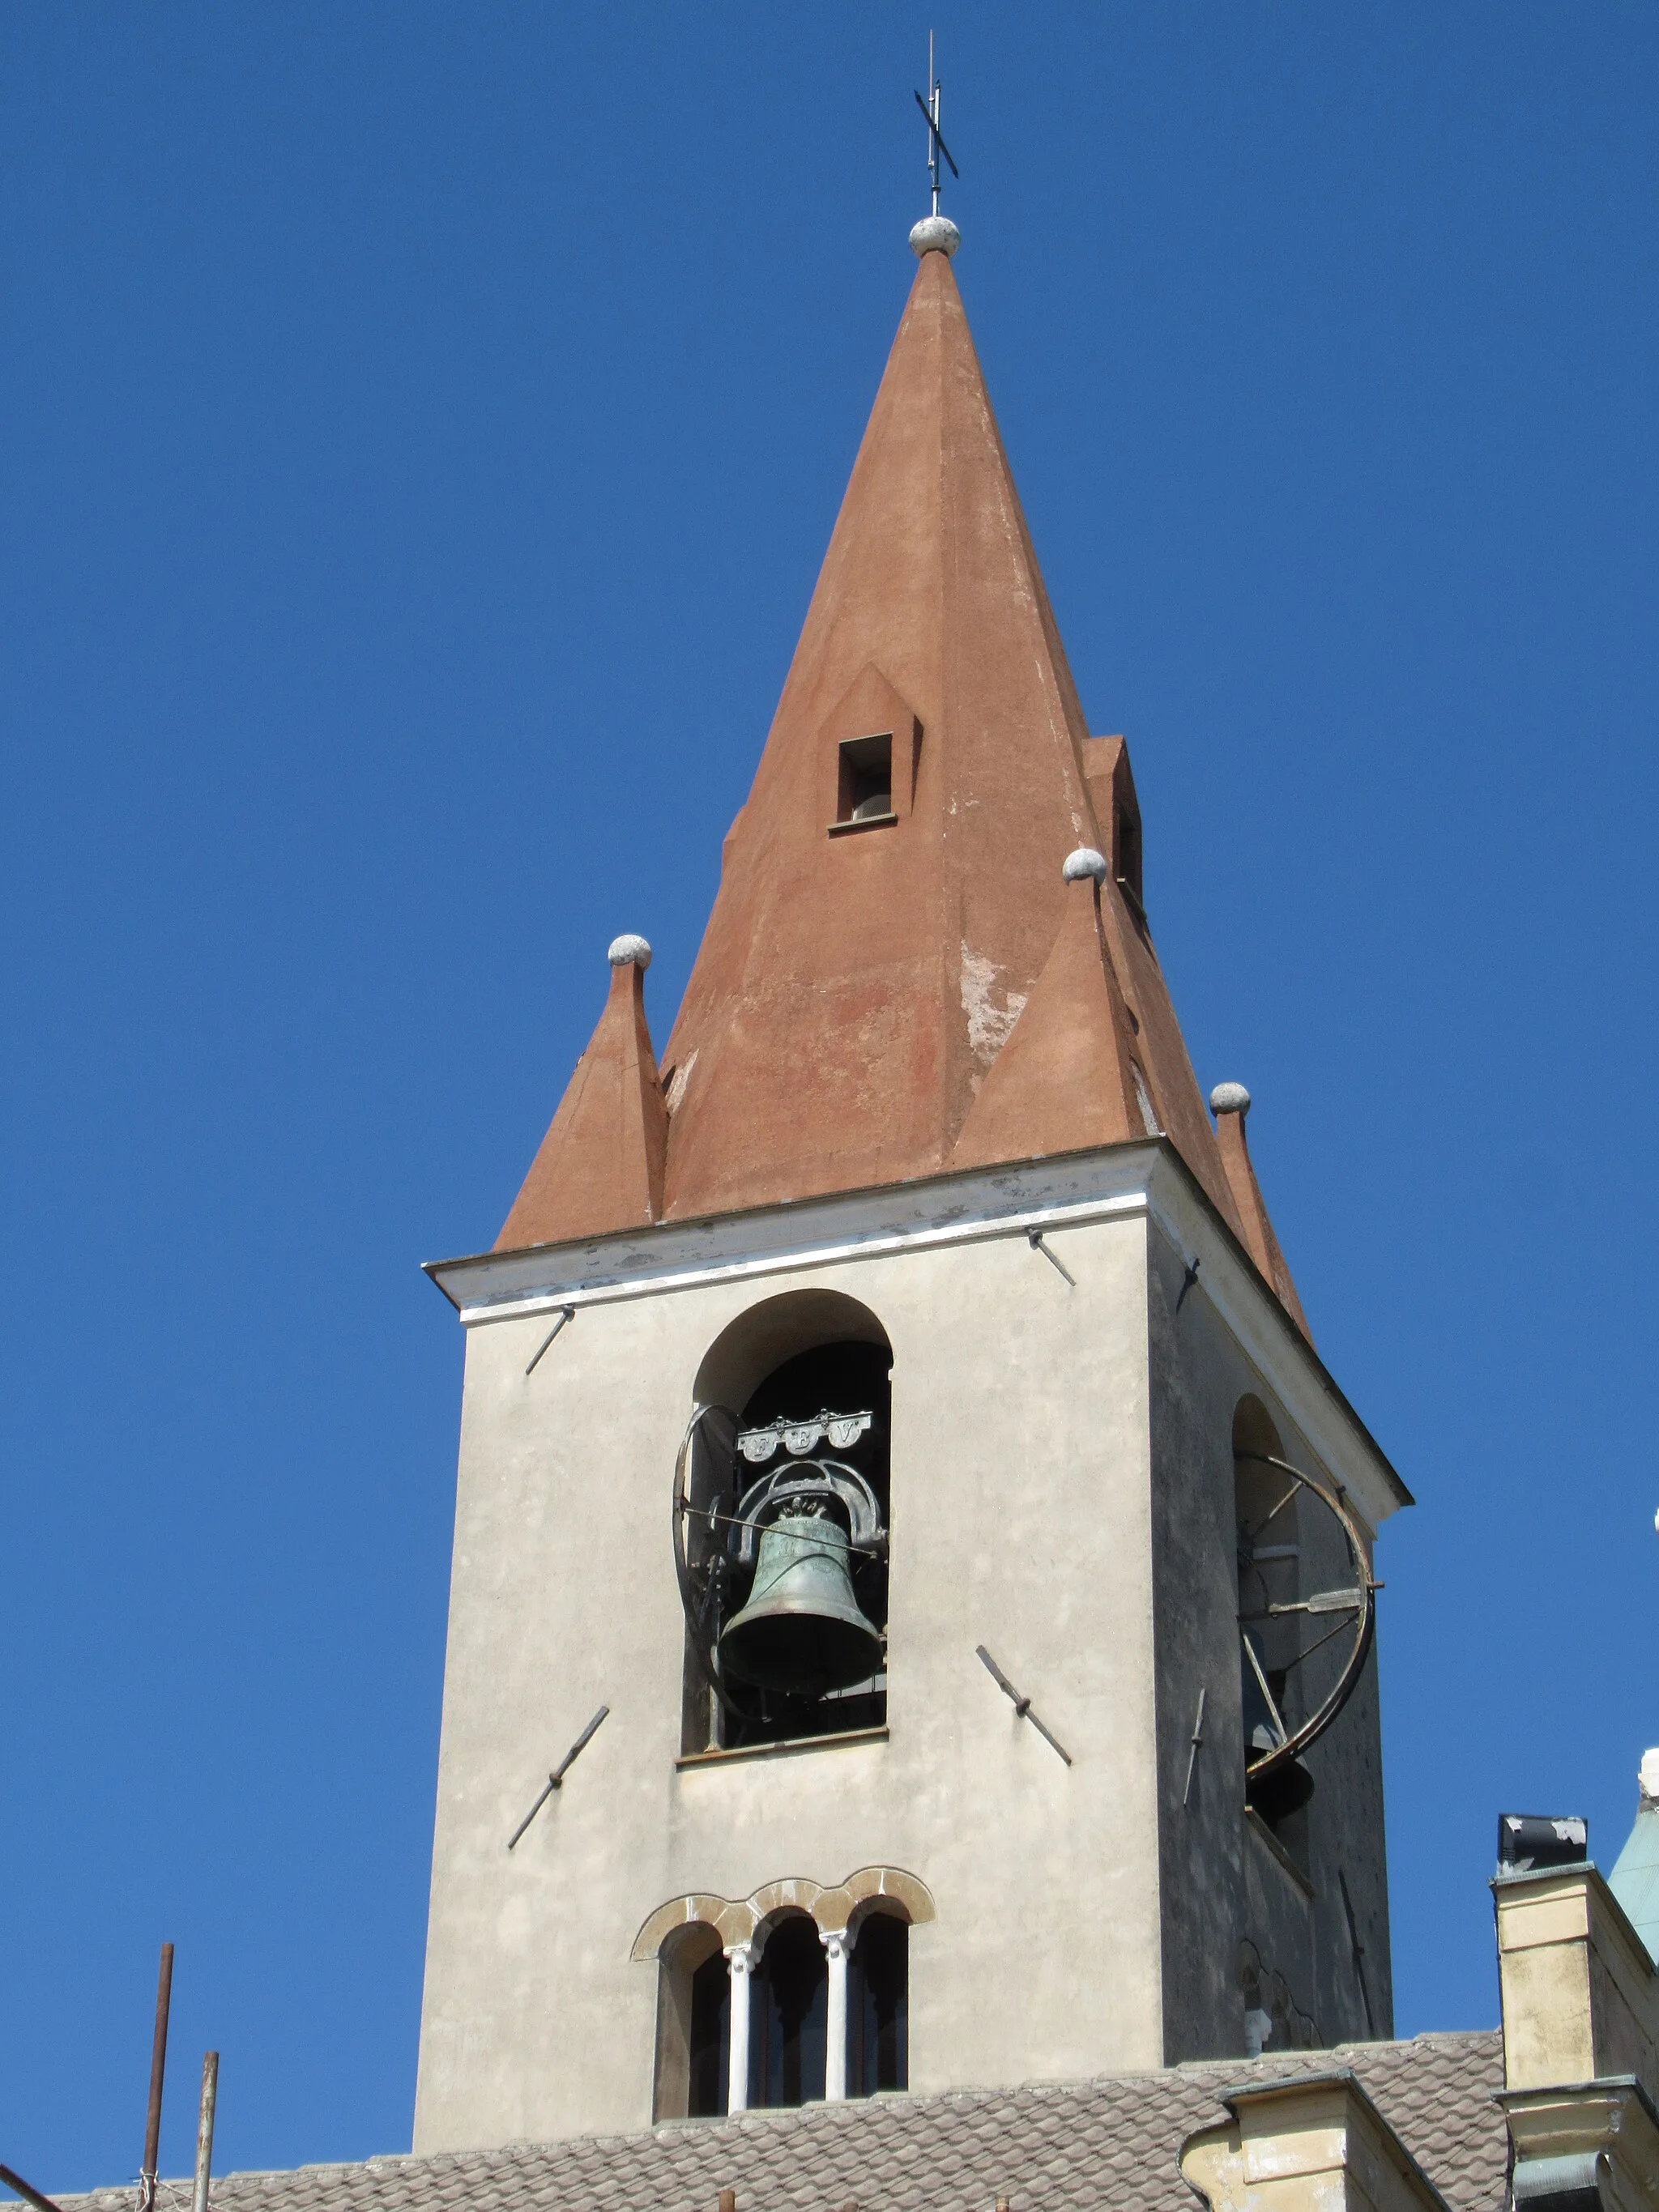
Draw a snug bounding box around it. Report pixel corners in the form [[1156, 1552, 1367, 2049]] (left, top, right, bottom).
[[913, 31, 959, 219]]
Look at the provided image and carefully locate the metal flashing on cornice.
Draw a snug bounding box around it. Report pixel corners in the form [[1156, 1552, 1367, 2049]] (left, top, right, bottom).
[[424, 1150, 1158, 1300], [424, 1136, 1410, 1530], [428, 1144, 1162, 1319], [1491, 1862, 1607, 1891]]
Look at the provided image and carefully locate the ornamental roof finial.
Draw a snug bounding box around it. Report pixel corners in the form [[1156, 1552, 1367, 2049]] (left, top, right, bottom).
[[910, 32, 961, 258]]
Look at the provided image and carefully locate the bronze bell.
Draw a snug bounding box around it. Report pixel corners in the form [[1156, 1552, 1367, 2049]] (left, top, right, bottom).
[[719, 1510, 884, 1698]]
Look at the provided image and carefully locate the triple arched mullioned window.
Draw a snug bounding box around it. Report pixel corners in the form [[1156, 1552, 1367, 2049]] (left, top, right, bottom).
[[633, 1869, 934, 2118]]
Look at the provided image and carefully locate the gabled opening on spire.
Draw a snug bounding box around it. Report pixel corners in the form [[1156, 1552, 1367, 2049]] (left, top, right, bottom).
[[1115, 804, 1143, 914], [1081, 735, 1147, 927], [817, 664, 921, 840], [831, 733, 896, 833]]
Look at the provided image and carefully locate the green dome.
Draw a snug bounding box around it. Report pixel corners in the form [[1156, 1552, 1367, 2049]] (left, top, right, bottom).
[[1608, 1750, 1659, 1963]]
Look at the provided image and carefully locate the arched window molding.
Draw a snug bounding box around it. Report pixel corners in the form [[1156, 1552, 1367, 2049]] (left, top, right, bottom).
[[692, 1289, 890, 1413], [633, 1866, 933, 2118]]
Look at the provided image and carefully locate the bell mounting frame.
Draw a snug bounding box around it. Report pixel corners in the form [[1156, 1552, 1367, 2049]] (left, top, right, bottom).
[[672, 1400, 889, 1716], [727, 1463, 885, 1570], [1235, 1449, 1378, 1786]]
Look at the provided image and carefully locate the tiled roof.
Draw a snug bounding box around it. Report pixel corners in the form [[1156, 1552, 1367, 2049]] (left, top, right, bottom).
[[63, 2031, 1504, 2212]]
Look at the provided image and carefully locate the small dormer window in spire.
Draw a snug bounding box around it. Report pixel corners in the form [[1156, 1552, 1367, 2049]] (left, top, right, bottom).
[[830, 734, 897, 833], [1115, 806, 1145, 917]]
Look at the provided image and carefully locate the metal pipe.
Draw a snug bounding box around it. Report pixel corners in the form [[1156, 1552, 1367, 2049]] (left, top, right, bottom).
[[191, 2052, 219, 2212], [140, 1942, 174, 2212], [0, 2164, 66, 2212]]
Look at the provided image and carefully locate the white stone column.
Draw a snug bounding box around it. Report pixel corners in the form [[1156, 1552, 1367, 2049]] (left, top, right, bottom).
[[725, 1941, 757, 2113], [821, 1928, 851, 2101]]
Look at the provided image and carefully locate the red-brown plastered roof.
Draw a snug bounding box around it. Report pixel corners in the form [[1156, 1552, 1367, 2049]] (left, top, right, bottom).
[[495, 957, 666, 1251], [497, 245, 1307, 1336]]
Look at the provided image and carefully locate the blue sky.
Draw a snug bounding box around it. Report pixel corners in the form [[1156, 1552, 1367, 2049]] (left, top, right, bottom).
[[4, 2, 1657, 2190]]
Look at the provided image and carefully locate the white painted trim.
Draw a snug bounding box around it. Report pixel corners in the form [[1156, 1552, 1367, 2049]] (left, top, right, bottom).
[[443, 1190, 1149, 1325], [424, 1141, 1408, 1530], [428, 1148, 1162, 1321]]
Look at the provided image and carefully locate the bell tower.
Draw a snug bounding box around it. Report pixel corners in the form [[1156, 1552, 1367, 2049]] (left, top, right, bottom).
[[412, 211, 1408, 2156]]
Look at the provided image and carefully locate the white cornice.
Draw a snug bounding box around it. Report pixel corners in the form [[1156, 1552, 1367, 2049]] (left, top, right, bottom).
[[424, 1140, 1409, 1529], [427, 1146, 1159, 1321]]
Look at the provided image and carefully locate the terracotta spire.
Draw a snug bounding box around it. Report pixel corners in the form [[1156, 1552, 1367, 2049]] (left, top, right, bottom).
[[951, 850, 1149, 1169], [495, 232, 1308, 1335], [496, 936, 667, 1251], [1208, 1085, 1311, 1340], [656, 244, 1246, 1221]]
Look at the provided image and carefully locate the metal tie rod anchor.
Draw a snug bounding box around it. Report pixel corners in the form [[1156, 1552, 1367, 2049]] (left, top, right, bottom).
[[525, 1306, 575, 1375], [1027, 1230, 1076, 1286], [1182, 1686, 1207, 1806], [975, 1645, 1073, 1767], [508, 1705, 610, 1849]]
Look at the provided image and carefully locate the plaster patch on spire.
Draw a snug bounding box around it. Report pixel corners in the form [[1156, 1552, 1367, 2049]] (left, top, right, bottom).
[[960, 947, 1027, 1063], [1131, 1063, 1162, 1137], [664, 1050, 697, 1115]]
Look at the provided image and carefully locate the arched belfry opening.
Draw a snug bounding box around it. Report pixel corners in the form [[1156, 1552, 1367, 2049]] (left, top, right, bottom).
[[1234, 1396, 1311, 1852], [678, 1293, 893, 1754], [651, 1923, 730, 2121], [749, 1912, 828, 2106], [1233, 1395, 1380, 1877], [847, 1906, 907, 2095]]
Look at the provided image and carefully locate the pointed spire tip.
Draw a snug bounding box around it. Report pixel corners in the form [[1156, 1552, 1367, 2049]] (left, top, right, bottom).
[[909, 215, 960, 258]]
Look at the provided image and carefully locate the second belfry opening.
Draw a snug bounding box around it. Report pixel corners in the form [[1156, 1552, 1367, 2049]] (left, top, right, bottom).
[[682, 1339, 892, 1754]]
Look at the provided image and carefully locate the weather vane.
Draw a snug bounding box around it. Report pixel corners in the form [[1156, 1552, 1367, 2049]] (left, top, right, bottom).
[[914, 31, 959, 218]]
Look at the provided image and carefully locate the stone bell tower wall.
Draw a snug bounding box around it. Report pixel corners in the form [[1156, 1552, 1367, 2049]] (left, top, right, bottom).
[[414, 1144, 1405, 2154], [415, 1201, 1165, 2153], [1145, 1218, 1394, 2064]]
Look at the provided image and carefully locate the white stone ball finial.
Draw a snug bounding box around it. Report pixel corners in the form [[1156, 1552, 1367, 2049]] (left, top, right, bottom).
[[1063, 846, 1108, 884], [1209, 1081, 1252, 1118], [608, 933, 651, 970], [910, 215, 961, 258], [1640, 1749, 1659, 1806]]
